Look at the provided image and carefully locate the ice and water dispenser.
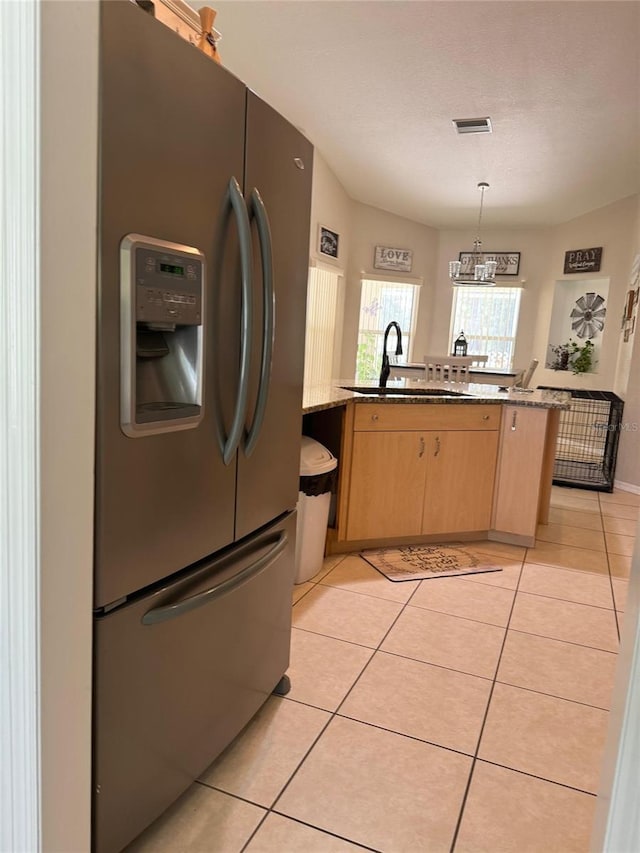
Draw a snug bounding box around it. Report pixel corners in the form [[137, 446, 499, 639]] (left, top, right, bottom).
[[120, 234, 205, 436]]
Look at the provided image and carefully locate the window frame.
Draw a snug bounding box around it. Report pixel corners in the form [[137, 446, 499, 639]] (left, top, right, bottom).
[[449, 285, 523, 371], [356, 276, 422, 381]]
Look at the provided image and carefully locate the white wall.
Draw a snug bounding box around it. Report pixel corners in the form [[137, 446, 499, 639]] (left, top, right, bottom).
[[40, 2, 98, 850]]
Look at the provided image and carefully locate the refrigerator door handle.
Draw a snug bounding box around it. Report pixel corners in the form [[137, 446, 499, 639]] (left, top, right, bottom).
[[142, 530, 288, 626], [222, 177, 254, 465], [245, 188, 275, 457]]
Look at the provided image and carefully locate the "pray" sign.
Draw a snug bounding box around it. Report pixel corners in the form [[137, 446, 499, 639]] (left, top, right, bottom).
[[564, 247, 603, 274]]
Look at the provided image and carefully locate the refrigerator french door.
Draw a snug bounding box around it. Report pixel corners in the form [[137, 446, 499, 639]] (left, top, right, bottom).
[[93, 3, 313, 852]]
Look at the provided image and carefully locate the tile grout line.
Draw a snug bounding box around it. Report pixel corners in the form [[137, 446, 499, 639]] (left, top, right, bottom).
[[597, 492, 624, 643], [239, 558, 358, 852], [469, 758, 599, 798], [293, 597, 619, 656], [241, 554, 438, 853], [196, 777, 381, 853], [239, 565, 432, 853], [282, 639, 615, 716], [265, 813, 381, 853], [448, 549, 527, 852], [277, 507, 630, 851]]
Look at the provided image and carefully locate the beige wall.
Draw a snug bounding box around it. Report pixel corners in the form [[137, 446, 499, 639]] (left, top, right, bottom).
[[532, 195, 638, 393], [341, 202, 438, 377], [309, 150, 353, 270], [433, 227, 552, 370], [40, 2, 98, 850], [615, 194, 640, 488], [309, 156, 640, 486]]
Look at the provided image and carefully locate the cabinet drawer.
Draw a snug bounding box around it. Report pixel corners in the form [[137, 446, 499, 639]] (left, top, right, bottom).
[[353, 403, 501, 432]]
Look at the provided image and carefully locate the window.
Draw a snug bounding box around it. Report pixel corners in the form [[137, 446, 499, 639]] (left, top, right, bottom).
[[356, 278, 421, 380], [303, 265, 343, 386], [450, 286, 522, 370]]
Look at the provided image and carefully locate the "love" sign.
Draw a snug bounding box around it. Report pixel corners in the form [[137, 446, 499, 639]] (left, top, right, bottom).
[[374, 245, 413, 273]]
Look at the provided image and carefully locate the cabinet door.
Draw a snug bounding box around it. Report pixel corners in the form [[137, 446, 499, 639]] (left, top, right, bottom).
[[346, 431, 427, 541], [422, 430, 499, 534], [492, 406, 549, 538]]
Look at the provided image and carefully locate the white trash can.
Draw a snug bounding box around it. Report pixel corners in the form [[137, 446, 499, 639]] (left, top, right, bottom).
[[295, 436, 338, 584]]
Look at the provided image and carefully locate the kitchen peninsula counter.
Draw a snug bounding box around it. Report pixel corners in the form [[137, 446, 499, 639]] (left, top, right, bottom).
[[302, 380, 570, 552], [302, 379, 571, 415]]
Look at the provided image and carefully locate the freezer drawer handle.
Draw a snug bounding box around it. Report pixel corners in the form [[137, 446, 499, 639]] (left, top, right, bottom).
[[245, 188, 274, 457], [223, 177, 254, 466], [142, 531, 288, 625]]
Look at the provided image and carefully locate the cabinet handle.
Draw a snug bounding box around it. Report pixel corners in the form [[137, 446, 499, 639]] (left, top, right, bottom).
[[418, 436, 425, 458], [482, 414, 490, 421], [371, 414, 379, 422], [511, 411, 517, 431], [434, 435, 440, 457]]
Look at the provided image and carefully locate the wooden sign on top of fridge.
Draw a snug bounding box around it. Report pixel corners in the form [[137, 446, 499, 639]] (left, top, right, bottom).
[[564, 247, 603, 274]]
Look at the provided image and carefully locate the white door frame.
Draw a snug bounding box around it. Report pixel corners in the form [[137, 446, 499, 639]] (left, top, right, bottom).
[[2, 2, 98, 851], [0, 1, 41, 850]]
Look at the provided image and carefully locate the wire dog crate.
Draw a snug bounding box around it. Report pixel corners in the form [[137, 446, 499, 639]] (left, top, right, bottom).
[[538, 388, 624, 492]]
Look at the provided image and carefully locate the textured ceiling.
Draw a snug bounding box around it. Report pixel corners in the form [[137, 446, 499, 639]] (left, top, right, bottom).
[[195, 0, 640, 228]]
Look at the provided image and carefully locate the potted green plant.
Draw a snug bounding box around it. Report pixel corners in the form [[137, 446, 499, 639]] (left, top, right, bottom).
[[549, 338, 595, 374]]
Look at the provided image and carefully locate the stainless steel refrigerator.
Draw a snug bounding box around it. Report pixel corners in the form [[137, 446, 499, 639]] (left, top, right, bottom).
[[92, 4, 313, 851]]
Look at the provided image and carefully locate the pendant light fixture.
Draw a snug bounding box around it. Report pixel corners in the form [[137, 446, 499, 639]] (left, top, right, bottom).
[[449, 182, 497, 286]]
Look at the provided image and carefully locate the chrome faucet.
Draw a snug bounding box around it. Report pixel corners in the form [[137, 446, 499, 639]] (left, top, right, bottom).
[[379, 321, 403, 387]]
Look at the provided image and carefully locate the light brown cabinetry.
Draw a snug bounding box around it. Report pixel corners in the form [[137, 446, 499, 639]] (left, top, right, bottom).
[[344, 403, 500, 543], [422, 430, 499, 534], [346, 431, 426, 540], [491, 405, 559, 540]]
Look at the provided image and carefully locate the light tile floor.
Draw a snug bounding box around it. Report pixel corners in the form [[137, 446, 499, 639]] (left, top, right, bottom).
[[127, 486, 639, 853]]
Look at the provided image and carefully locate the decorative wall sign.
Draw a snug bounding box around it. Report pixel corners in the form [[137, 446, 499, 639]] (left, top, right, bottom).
[[570, 292, 606, 338], [458, 251, 520, 276], [318, 225, 339, 259], [622, 251, 640, 339], [617, 252, 640, 389], [622, 288, 638, 342], [563, 247, 602, 274], [374, 245, 413, 273], [546, 279, 609, 373]]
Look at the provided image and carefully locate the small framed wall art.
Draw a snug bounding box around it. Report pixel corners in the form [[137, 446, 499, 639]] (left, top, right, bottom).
[[374, 245, 413, 273], [318, 225, 339, 259]]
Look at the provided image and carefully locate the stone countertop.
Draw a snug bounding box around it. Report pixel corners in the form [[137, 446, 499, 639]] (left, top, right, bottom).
[[302, 379, 572, 415]]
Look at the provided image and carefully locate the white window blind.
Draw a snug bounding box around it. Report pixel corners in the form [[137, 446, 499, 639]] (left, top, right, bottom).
[[303, 265, 341, 386], [356, 279, 421, 381], [450, 286, 522, 370]]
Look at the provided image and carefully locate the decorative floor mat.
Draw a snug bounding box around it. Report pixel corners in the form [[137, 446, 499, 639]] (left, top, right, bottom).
[[360, 544, 504, 582]]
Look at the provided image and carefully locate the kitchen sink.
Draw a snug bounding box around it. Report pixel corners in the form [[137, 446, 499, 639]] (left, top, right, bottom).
[[340, 386, 471, 397]]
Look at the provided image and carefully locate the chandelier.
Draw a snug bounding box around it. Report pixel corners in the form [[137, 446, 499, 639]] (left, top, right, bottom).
[[449, 182, 497, 286]]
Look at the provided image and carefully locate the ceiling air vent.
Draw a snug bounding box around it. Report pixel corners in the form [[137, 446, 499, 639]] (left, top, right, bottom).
[[453, 117, 492, 134]]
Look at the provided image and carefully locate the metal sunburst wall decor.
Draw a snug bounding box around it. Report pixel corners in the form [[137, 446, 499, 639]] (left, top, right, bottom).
[[570, 292, 606, 338]]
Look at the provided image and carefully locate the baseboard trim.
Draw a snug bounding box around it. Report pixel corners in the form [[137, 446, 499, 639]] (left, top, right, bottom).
[[613, 480, 640, 495]]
